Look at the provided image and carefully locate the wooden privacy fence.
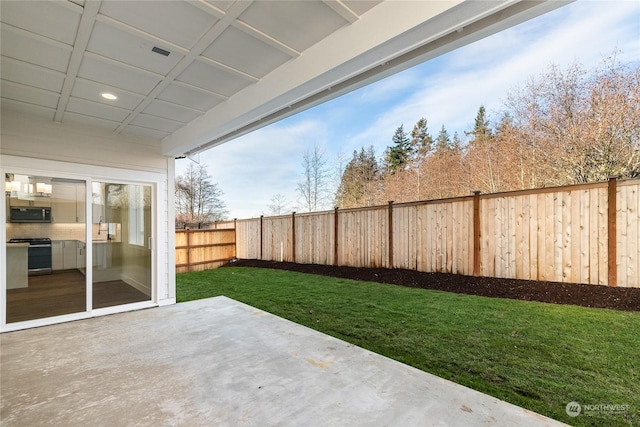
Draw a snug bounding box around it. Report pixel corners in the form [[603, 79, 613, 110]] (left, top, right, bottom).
[[235, 177, 640, 287], [175, 226, 236, 273]]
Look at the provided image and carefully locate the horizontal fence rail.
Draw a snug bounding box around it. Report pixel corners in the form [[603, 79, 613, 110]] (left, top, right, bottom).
[[233, 178, 640, 288]]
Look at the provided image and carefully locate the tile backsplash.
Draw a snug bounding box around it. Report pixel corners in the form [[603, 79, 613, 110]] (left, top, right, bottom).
[[6, 223, 121, 242]]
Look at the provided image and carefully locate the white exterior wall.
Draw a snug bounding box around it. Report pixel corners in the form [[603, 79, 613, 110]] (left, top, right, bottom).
[[0, 111, 175, 330]]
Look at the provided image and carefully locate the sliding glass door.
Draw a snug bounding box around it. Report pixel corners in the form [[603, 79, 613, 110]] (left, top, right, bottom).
[[4, 173, 153, 325], [4, 174, 87, 323], [92, 182, 152, 309]]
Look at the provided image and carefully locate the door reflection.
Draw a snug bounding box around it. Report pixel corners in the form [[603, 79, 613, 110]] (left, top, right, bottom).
[[92, 182, 151, 309], [5, 174, 87, 323]]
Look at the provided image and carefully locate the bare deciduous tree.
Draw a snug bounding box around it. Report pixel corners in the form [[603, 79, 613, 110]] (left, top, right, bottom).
[[265, 193, 290, 216], [297, 144, 330, 212], [505, 54, 640, 184], [175, 163, 228, 226]]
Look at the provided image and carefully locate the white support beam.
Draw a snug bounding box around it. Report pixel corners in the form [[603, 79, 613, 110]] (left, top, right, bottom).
[[322, 0, 359, 24], [54, 0, 101, 122]]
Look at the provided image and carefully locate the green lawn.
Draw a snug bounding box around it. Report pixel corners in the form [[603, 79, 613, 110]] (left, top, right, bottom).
[[177, 266, 639, 426]]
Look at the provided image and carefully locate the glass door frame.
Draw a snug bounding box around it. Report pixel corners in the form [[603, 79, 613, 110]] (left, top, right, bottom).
[[90, 178, 157, 317], [1, 157, 159, 332]]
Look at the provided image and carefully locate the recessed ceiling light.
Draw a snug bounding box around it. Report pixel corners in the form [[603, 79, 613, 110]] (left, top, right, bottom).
[[101, 92, 118, 100]]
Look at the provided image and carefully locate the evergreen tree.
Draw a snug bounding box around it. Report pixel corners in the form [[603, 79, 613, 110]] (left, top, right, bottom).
[[435, 125, 451, 152], [335, 146, 379, 208], [466, 105, 500, 193], [451, 131, 462, 150], [468, 105, 492, 138], [386, 125, 411, 173], [410, 118, 433, 157]]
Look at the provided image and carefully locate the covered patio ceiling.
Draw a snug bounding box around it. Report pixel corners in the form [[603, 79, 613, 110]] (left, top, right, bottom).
[[0, 0, 571, 158]]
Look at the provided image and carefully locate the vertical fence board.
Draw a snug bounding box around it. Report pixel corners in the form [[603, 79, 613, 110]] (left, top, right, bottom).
[[588, 188, 600, 284], [453, 201, 461, 274], [618, 183, 639, 287], [632, 184, 639, 287], [598, 188, 609, 285], [445, 203, 453, 273], [428, 204, 436, 272], [579, 190, 590, 284], [466, 199, 474, 276], [552, 192, 563, 282], [529, 194, 538, 280], [515, 195, 524, 279], [617, 186, 626, 287], [628, 183, 639, 287], [542, 192, 554, 281], [569, 190, 581, 283]]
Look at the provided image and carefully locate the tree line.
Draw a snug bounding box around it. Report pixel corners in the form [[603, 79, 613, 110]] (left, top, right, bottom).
[[333, 54, 639, 209]]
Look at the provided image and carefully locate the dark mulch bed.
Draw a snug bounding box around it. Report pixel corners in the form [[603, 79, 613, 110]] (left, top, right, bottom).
[[228, 259, 640, 312]]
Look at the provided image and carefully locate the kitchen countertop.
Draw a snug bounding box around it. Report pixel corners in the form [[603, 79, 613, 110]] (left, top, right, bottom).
[[6, 242, 30, 248]]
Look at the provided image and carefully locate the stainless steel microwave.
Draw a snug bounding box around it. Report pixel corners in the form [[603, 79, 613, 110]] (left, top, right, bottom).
[[10, 207, 52, 223]]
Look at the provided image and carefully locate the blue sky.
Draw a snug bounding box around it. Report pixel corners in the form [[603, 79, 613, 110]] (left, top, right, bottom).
[[176, 0, 640, 219]]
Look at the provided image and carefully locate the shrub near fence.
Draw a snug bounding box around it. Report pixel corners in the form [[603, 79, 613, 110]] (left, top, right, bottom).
[[234, 178, 640, 288]]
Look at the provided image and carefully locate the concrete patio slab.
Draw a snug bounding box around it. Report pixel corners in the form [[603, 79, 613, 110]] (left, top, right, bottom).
[[1, 297, 567, 426]]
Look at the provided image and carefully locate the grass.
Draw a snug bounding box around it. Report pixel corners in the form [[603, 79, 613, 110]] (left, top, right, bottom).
[[177, 266, 639, 426]]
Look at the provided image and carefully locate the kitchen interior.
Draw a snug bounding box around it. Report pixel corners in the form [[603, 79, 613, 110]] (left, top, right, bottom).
[[5, 173, 151, 324]]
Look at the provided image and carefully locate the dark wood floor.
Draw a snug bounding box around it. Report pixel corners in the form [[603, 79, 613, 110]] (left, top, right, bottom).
[[6, 270, 150, 323]]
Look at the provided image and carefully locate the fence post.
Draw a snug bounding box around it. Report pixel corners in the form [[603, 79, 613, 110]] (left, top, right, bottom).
[[608, 177, 617, 287], [233, 218, 237, 259], [291, 212, 296, 263], [186, 229, 192, 273], [388, 201, 394, 269], [334, 207, 339, 266], [472, 191, 481, 276], [260, 215, 264, 260]]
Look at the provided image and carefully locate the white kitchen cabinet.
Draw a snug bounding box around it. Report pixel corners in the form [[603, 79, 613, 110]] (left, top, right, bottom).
[[52, 241, 79, 271], [63, 241, 77, 269], [9, 194, 51, 208], [51, 182, 85, 223], [77, 241, 86, 274], [52, 241, 64, 271], [7, 243, 29, 289]]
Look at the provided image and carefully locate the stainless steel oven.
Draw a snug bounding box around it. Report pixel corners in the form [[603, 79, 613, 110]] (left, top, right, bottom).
[[8, 238, 52, 275]]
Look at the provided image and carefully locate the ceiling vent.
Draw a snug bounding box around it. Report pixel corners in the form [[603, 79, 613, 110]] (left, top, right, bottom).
[[152, 46, 170, 57]]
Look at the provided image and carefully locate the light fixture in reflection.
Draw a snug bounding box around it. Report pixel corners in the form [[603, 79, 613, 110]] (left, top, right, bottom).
[[101, 92, 118, 100]]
